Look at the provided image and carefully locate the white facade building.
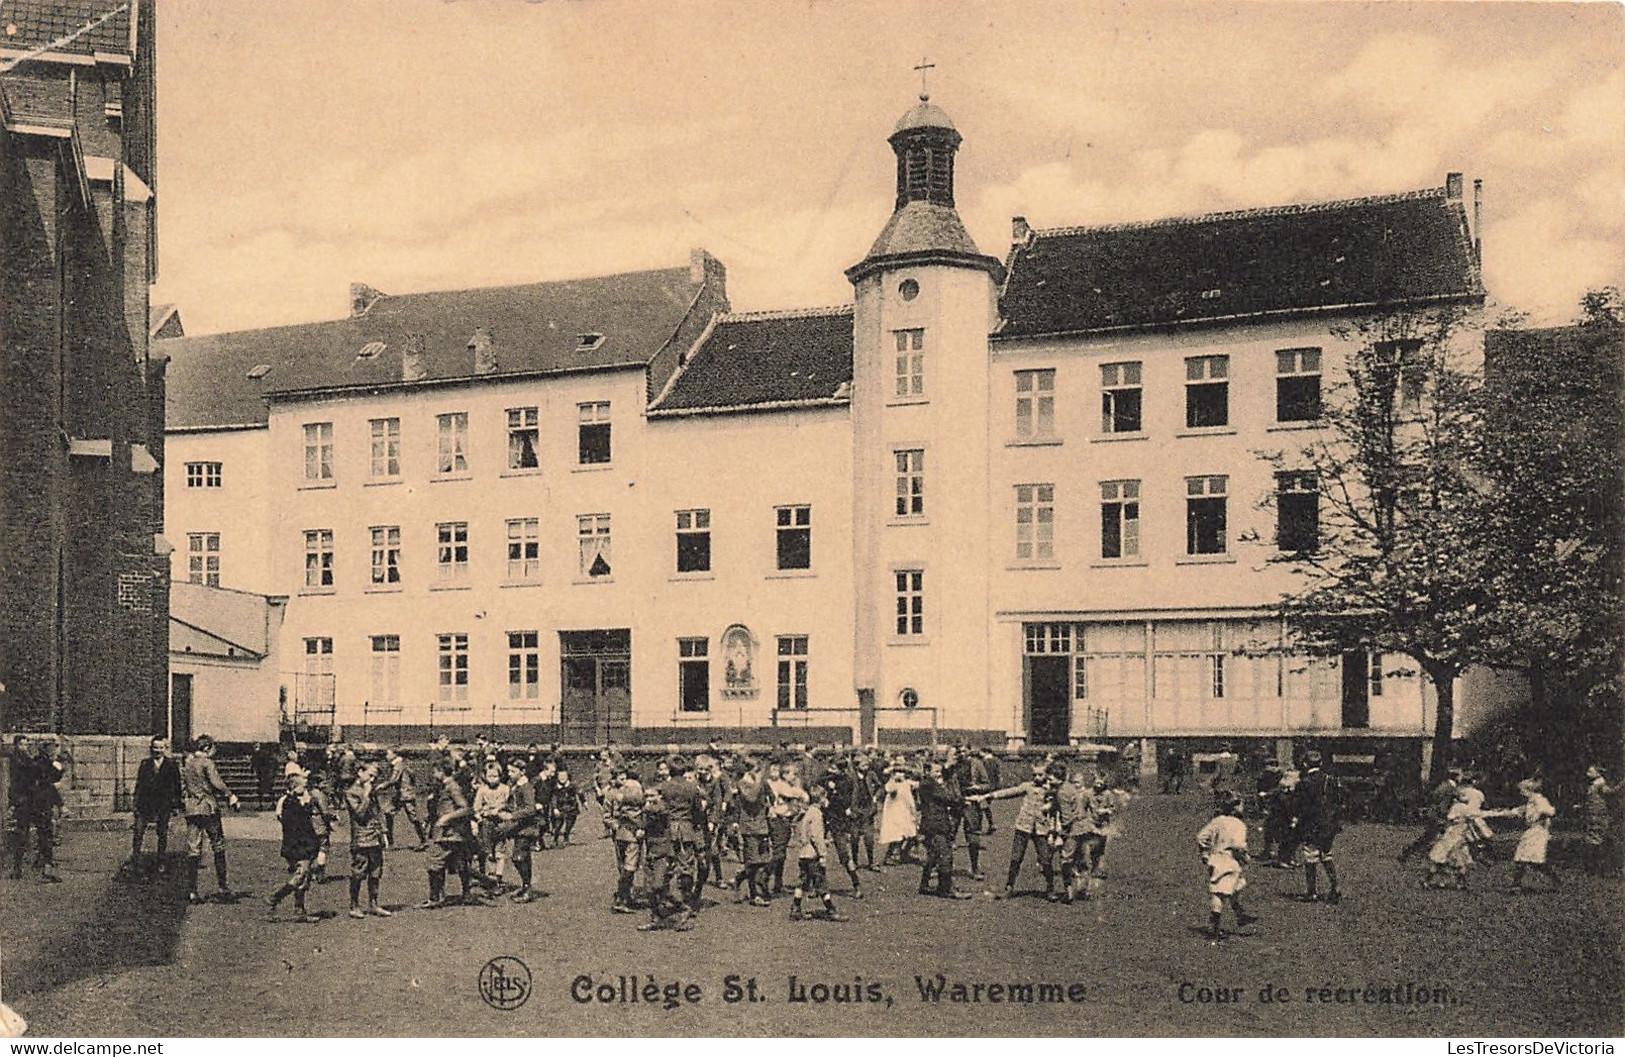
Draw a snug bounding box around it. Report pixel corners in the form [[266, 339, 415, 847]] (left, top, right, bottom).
[[162, 97, 1485, 760]]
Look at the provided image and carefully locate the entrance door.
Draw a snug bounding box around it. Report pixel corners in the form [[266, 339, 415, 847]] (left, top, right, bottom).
[[170, 673, 194, 747], [1341, 651, 1370, 729], [559, 630, 632, 745], [1026, 655, 1071, 746]]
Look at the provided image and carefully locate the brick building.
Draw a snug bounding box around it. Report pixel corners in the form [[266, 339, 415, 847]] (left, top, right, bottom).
[[0, 0, 168, 737]]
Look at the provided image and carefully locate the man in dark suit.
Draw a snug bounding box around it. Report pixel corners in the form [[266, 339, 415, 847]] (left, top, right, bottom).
[[917, 749, 972, 899], [8, 734, 62, 882], [132, 736, 182, 874]]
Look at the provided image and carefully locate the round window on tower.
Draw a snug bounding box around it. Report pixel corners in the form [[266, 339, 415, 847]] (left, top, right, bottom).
[[899, 687, 920, 709], [898, 278, 920, 302]]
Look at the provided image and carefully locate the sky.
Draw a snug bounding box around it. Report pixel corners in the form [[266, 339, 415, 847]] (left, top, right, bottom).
[[150, 0, 1624, 336]]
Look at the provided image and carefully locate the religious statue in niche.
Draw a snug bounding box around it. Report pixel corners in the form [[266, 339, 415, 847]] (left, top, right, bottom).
[[720, 624, 757, 699]]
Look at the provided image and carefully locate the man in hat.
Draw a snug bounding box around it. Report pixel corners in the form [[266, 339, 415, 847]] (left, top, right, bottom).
[[954, 746, 992, 882], [180, 734, 239, 904], [1291, 750, 1343, 903]]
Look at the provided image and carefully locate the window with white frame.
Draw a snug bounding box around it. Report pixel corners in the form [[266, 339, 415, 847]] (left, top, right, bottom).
[[437, 632, 469, 703], [185, 461, 222, 488], [187, 532, 220, 586], [302, 637, 334, 711], [1368, 650, 1386, 698], [776, 505, 811, 570], [303, 422, 334, 482], [578, 401, 611, 465], [894, 569, 924, 637], [1100, 361, 1142, 434], [1185, 476, 1228, 555], [507, 630, 540, 701], [369, 417, 401, 477], [777, 635, 809, 710], [370, 525, 401, 585], [678, 637, 709, 713], [577, 513, 612, 579], [1100, 480, 1140, 559], [894, 449, 925, 518], [506, 518, 540, 581], [676, 509, 711, 573], [1275, 348, 1322, 422], [437, 412, 469, 474], [506, 407, 539, 470], [1150, 621, 1227, 700], [1014, 369, 1056, 439], [893, 328, 925, 398], [369, 634, 400, 711], [437, 522, 469, 582], [1185, 355, 1230, 428], [1015, 484, 1055, 563], [303, 529, 334, 588]]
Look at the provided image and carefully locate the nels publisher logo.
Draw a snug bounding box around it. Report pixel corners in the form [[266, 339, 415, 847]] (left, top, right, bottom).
[[479, 956, 532, 1011]]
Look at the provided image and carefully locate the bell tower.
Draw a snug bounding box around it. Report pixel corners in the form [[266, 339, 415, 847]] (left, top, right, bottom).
[[846, 88, 1004, 745]]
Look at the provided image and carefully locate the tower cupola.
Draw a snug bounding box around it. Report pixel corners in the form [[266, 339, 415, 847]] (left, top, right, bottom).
[[889, 94, 961, 210]]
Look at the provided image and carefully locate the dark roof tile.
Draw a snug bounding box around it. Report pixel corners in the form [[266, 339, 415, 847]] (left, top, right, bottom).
[[997, 188, 1482, 339], [650, 307, 853, 415], [163, 265, 706, 429], [0, 0, 133, 59]]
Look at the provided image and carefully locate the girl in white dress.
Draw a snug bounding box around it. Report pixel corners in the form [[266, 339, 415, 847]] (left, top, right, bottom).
[[1493, 778, 1558, 891], [879, 763, 919, 864]]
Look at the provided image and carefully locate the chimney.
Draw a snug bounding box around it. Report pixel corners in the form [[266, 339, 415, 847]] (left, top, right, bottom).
[[1012, 215, 1031, 243], [1444, 172, 1463, 201], [401, 333, 426, 383], [468, 327, 497, 375], [690, 247, 726, 287], [1472, 179, 1483, 266], [350, 283, 386, 318]]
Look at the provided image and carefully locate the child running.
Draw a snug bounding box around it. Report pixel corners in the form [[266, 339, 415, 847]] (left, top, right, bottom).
[[1195, 793, 1259, 940]]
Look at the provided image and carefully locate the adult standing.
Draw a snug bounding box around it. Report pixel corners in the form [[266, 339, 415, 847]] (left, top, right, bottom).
[[7, 735, 61, 883], [131, 736, 182, 874], [379, 747, 427, 850], [180, 734, 239, 904], [250, 742, 278, 810]]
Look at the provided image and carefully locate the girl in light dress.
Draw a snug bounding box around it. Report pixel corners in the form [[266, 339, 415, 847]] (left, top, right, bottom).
[[1423, 787, 1494, 889], [1500, 778, 1559, 891], [879, 761, 919, 865]]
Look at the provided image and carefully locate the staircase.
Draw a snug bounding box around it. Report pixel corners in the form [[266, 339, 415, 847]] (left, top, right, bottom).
[[213, 755, 283, 810]]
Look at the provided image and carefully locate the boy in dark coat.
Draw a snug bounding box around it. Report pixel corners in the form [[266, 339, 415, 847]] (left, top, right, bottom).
[[1292, 750, 1343, 903], [267, 771, 325, 923]]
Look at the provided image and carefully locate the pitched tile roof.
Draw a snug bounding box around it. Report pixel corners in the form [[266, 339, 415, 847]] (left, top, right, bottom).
[[162, 265, 709, 429], [649, 306, 854, 416], [997, 187, 1482, 339], [0, 0, 134, 61]]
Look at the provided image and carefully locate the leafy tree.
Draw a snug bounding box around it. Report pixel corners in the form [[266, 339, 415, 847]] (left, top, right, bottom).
[[1472, 294, 1623, 789], [1260, 307, 1489, 783]]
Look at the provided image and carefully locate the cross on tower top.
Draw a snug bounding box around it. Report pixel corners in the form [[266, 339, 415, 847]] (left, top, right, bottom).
[[913, 56, 935, 101]]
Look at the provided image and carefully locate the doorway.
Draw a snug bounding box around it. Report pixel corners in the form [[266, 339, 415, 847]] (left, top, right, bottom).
[[170, 673, 193, 747], [1025, 655, 1070, 746], [559, 629, 631, 745]]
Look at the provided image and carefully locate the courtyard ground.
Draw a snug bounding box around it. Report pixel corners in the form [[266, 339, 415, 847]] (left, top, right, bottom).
[[1, 790, 1619, 1037]]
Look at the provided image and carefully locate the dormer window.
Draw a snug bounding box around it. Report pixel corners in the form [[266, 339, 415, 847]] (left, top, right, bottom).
[[356, 341, 387, 361], [246, 364, 272, 379], [576, 333, 605, 352]]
